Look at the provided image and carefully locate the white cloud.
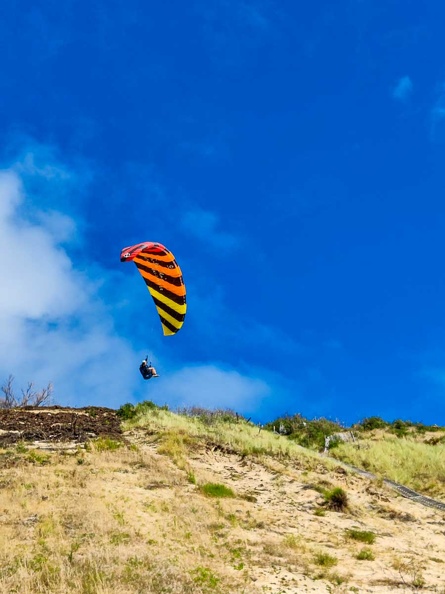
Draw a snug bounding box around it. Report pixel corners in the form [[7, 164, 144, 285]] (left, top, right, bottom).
[[392, 76, 413, 101], [0, 171, 21, 219], [36, 210, 78, 244], [181, 206, 240, 251], [147, 364, 271, 413], [0, 159, 140, 408], [0, 172, 86, 319]]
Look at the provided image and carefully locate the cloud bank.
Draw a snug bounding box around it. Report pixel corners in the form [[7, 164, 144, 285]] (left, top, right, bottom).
[[0, 160, 138, 408]]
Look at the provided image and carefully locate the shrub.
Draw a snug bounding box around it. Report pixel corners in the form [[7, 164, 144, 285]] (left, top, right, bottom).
[[324, 487, 348, 511], [264, 414, 346, 450], [263, 413, 307, 436], [117, 400, 169, 420], [138, 399, 163, 412], [359, 416, 388, 431], [116, 403, 137, 420], [390, 419, 409, 438], [296, 418, 346, 450]]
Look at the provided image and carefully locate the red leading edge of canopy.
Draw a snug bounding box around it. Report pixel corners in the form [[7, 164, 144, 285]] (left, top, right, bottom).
[[120, 242, 167, 262]]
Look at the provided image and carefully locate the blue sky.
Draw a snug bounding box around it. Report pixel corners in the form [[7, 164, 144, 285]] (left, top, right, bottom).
[[2, 0, 445, 425]]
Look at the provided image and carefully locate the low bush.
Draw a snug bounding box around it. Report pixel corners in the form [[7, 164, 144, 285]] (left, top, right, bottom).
[[390, 419, 409, 438], [264, 414, 346, 451], [359, 417, 388, 431], [324, 487, 348, 511], [117, 400, 169, 420], [116, 403, 137, 420]]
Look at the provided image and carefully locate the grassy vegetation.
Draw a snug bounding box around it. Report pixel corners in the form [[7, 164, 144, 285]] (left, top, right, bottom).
[[323, 487, 349, 511], [263, 413, 345, 450], [199, 483, 235, 498], [356, 548, 375, 561], [0, 443, 246, 594], [331, 437, 445, 497], [119, 403, 445, 501], [120, 401, 338, 471], [88, 437, 123, 452], [346, 529, 376, 545], [313, 551, 338, 567]]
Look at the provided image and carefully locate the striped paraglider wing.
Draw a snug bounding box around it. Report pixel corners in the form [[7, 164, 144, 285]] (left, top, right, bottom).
[[120, 242, 186, 336]]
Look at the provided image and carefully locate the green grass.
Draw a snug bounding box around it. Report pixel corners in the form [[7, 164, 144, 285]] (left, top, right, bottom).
[[90, 437, 123, 452], [356, 548, 375, 561], [200, 483, 235, 498], [26, 450, 51, 465], [313, 552, 338, 568], [122, 407, 339, 473], [346, 529, 376, 544], [191, 566, 220, 588], [332, 437, 445, 497]]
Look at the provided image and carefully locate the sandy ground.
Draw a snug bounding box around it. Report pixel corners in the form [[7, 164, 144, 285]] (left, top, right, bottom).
[[179, 441, 445, 593]]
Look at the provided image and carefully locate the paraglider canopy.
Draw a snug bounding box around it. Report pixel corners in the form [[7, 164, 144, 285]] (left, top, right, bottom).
[[120, 241, 186, 336]]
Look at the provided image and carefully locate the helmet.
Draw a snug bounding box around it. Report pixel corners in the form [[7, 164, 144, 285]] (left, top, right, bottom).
[[141, 359, 147, 365]]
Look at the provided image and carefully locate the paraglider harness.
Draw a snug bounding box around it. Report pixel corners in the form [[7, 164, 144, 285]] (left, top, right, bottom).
[[139, 357, 157, 380]]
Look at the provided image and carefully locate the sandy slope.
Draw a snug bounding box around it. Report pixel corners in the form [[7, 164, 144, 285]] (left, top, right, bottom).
[[1, 410, 444, 593], [138, 434, 445, 593]]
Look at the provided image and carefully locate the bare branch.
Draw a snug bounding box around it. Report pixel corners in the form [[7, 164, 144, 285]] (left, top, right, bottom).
[[0, 375, 18, 408], [33, 383, 53, 407], [20, 382, 35, 407], [0, 376, 54, 408]]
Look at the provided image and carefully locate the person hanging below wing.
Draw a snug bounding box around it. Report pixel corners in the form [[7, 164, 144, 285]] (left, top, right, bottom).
[[121, 242, 186, 382], [139, 358, 159, 380]]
